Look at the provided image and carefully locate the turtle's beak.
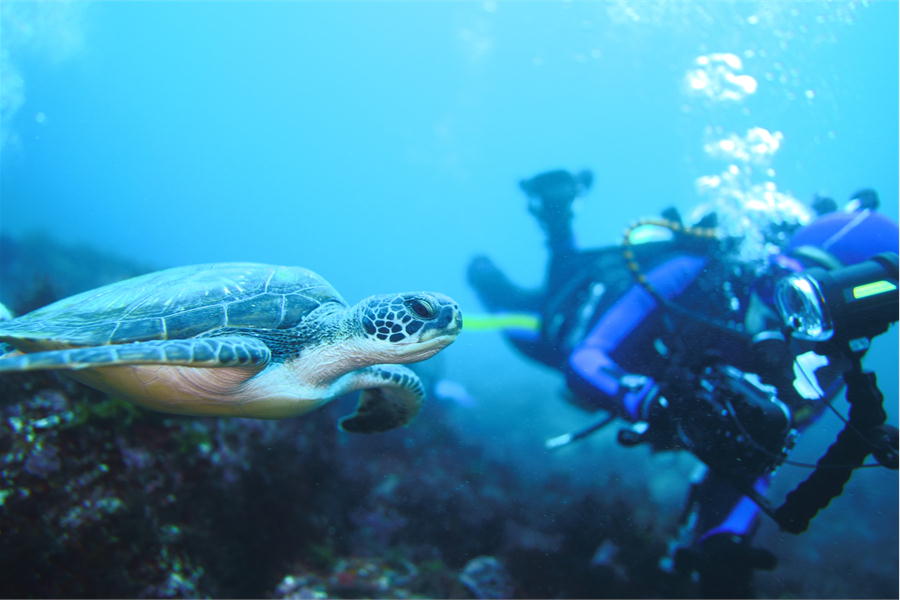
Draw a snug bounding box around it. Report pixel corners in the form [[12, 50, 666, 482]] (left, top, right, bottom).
[[418, 303, 462, 342], [398, 333, 457, 363]]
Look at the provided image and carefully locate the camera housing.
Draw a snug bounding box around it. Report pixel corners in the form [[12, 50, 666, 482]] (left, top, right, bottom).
[[672, 365, 794, 483]]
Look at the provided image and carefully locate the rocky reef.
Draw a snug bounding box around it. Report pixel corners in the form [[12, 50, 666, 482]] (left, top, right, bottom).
[[0, 234, 675, 598], [0, 366, 674, 598]]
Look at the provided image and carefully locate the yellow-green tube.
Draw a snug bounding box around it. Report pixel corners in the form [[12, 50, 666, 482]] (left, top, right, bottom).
[[464, 312, 541, 332]]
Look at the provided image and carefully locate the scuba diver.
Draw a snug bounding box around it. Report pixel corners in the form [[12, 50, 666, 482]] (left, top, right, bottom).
[[467, 170, 899, 598]]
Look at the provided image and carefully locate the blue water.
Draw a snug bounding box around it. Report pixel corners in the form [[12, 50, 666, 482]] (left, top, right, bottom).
[[1, 1, 897, 597]]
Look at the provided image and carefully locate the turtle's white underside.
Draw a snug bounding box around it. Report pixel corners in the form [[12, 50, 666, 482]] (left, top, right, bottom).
[[61, 334, 429, 419], [67, 361, 334, 418]]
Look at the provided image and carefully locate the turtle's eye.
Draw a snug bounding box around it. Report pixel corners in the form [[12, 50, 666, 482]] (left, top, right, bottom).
[[405, 298, 436, 320]]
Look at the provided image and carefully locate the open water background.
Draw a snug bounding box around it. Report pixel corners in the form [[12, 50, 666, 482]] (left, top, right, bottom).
[[1, 1, 897, 597]]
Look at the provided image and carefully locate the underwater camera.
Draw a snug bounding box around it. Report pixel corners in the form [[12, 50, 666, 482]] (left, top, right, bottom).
[[609, 361, 797, 485], [775, 252, 898, 350], [670, 364, 795, 483], [772, 252, 899, 534]]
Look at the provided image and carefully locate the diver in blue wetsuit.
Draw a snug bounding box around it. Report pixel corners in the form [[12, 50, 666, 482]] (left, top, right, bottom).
[[468, 173, 899, 598]]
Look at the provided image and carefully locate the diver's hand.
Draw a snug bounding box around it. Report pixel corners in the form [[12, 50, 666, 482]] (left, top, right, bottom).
[[615, 374, 683, 450], [619, 374, 660, 420]]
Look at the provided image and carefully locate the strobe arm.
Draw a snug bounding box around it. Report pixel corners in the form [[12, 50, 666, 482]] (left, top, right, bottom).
[[774, 366, 891, 534]]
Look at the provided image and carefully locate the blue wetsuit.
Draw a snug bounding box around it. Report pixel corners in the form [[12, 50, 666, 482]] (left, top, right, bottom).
[[468, 182, 899, 591], [567, 254, 708, 419], [565, 250, 776, 549], [560, 211, 898, 548]]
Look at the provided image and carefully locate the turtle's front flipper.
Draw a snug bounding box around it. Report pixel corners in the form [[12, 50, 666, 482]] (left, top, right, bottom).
[[0, 336, 271, 372], [337, 364, 425, 433]]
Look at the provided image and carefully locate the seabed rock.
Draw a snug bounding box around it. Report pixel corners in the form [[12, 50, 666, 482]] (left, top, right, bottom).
[[0, 233, 683, 599]]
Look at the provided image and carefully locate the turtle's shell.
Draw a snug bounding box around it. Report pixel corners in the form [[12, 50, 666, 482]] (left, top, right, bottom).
[[0, 263, 346, 347]]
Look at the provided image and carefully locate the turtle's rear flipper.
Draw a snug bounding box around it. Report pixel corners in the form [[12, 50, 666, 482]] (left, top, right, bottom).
[[0, 336, 271, 372], [338, 365, 424, 433]]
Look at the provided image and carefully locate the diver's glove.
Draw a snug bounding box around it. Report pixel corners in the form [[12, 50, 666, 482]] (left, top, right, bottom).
[[618, 373, 659, 421], [615, 374, 686, 450], [566, 350, 660, 421]]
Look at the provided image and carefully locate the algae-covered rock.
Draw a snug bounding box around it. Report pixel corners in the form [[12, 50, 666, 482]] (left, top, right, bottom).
[[0, 232, 688, 599], [0, 367, 346, 597]]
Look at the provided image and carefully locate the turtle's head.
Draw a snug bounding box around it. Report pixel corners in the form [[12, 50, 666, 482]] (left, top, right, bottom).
[[354, 292, 462, 363]]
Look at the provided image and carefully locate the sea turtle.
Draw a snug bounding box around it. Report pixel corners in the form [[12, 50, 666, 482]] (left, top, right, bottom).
[[0, 263, 462, 433]]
